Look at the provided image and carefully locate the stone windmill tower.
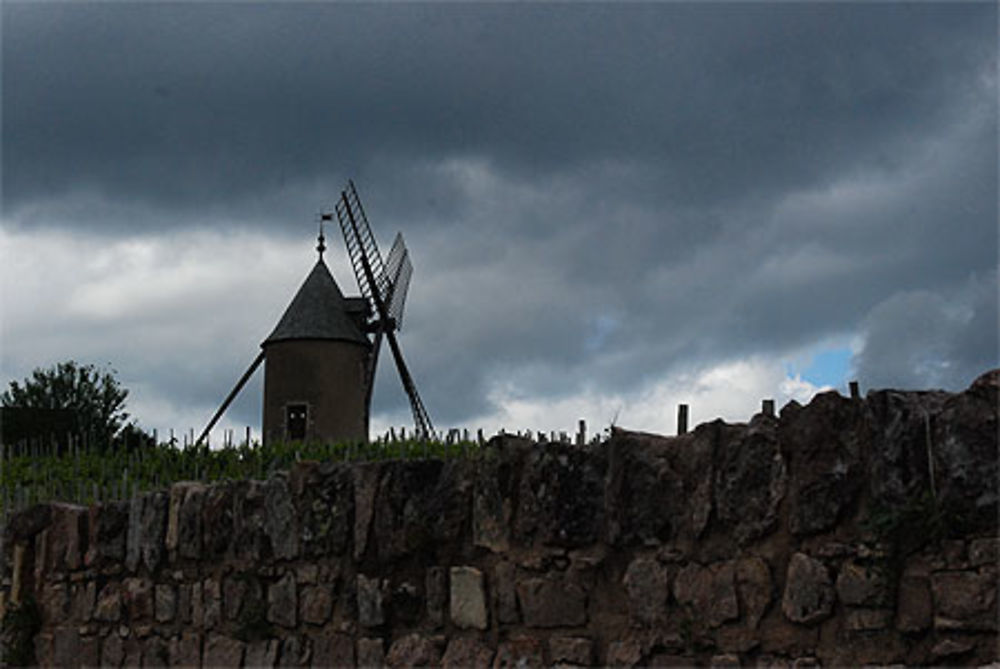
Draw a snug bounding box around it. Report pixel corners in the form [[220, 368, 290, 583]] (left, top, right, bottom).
[[259, 232, 371, 444], [196, 181, 434, 446]]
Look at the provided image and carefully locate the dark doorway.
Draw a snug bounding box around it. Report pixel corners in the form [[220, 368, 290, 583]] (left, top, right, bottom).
[[286, 404, 308, 441]]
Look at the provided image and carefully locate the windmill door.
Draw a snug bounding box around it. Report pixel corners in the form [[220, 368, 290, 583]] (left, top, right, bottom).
[[286, 403, 308, 440]]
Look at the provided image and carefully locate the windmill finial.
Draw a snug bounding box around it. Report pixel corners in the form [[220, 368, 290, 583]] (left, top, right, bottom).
[[318, 213, 332, 259]]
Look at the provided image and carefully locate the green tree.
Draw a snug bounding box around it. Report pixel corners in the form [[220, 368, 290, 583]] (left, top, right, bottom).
[[1, 361, 130, 447]]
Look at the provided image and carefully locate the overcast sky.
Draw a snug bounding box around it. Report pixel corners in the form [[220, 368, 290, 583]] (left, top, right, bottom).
[[2, 2, 996, 442]]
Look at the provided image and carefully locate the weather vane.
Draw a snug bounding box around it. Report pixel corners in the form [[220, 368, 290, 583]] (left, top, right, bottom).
[[318, 212, 333, 259]]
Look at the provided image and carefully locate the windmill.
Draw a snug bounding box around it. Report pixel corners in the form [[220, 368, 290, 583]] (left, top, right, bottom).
[[194, 180, 434, 446], [334, 180, 435, 440]]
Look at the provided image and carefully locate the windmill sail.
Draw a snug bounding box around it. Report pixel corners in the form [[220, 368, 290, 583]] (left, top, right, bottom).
[[335, 182, 390, 308], [335, 181, 434, 439], [384, 232, 413, 328]]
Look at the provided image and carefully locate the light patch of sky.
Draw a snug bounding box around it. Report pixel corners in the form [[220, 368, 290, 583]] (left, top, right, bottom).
[[0, 226, 312, 446], [126, 376, 265, 448], [795, 346, 853, 389], [584, 313, 620, 353], [422, 355, 835, 440]]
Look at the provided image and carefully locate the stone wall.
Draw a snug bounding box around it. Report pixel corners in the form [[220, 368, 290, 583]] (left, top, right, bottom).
[[2, 370, 997, 667]]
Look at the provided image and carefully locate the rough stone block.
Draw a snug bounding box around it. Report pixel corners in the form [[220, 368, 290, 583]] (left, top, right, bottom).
[[624, 556, 669, 626], [673, 561, 739, 628], [450, 566, 488, 630], [930, 638, 976, 663], [72, 580, 97, 622], [391, 580, 422, 626], [179, 484, 206, 560], [716, 627, 760, 654], [52, 626, 80, 668], [929, 377, 999, 532], [494, 561, 519, 624], [646, 652, 694, 667], [781, 553, 834, 625], [493, 637, 544, 668], [714, 421, 787, 543], [311, 633, 354, 667], [126, 492, 168, 573], [969, 537, 999, 567], [515, 443, 605, 547], [709, 654, 741, 668], [34, 529, 48, 584], [165, 483, 186, 553], [201, 482, 234, 559], [142, 636, 170, 667], [204, 634, 245, 667], [278, 634, 309, 667], [124, 577, 154, 621], [177, 583, 192, 624], [941, 540, 967, 569], [141, 492, 169, 572], [223, 576, 247, 621], [233, 480, 268, 563], [203, 577, 222, 629], [169, 631, 202, 667], [606, 640, 642, 667], [244, 639, 280, 668], [353, 464, 382, 561], [296, 563, 319, 584], [190, 580, 204, 628], [40, 583, 70, 624], [836, 561, 888, 607], [441, 638, 495, 668], [895, 575, 932, 632], [122, 638, 143, 667], [295, 462, 355, 558], [86, 501, 127, 567], [93, 582, 122, 622], [155, 584, 176, 623], [473, 451, 514, 552], [268, 571, 297, 628], [845, 608, 892, 631], [758, 620, 818, 657], [358, 637, 386, 668], [931, 570, 998, 631], [819, 631, 907, 667], [46, 504, 88, 572], [32, 631, 54, 668], [426, 566, 447, 626], [386, 633, 442, 667], [79, 634, 100, 668], [300, 584, 333, 625], [358, 573, 387, 627], [780, 393, 863, 537], [373, 460, 472, 562], [736, 555, 772, 629], [10, 542, 28, 605], [101, 633, 124, 667], [549, 636, 593, 665], [264, 475, 299, 560], [516, 576, 587, 628]]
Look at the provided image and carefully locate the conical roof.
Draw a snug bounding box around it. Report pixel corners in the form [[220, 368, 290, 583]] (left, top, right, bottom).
[[263, 259, 369, 346]]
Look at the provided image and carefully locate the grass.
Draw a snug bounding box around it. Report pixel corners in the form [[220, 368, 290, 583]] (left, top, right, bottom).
[[0, 435, 484, 518]]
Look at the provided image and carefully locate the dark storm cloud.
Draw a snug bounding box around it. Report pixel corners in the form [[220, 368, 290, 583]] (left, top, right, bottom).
[[853, 272, 999, 392], [2, 3, 996, 430], [3, 3, 992, 225]]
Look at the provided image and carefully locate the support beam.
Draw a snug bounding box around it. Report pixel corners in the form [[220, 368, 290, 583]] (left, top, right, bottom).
[[195, 351, 265, 447]]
